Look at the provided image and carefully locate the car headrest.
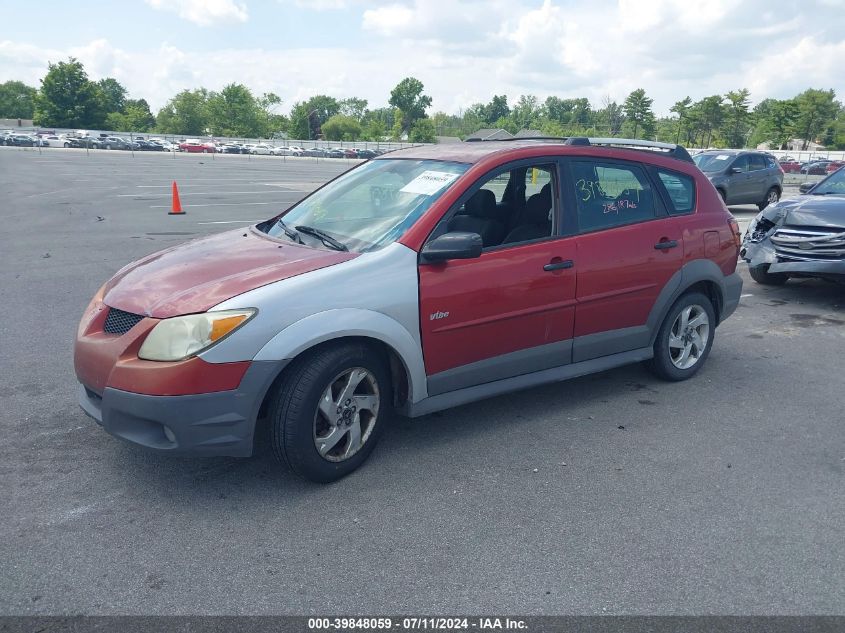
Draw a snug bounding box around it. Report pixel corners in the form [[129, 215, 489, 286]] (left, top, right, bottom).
[[463, 188, 497, 218], [524, 187, 552, 224]]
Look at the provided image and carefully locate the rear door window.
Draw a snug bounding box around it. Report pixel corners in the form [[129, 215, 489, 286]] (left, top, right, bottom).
[[569, 160, 657, 232], [731, 155, 750, 172]]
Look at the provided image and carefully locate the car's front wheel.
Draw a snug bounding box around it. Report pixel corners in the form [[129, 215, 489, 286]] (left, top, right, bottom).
[[645, 292, 715, 382], [749, 264, 789, 286], [758, 186, 780, 211], [269, 343, 390, 483]]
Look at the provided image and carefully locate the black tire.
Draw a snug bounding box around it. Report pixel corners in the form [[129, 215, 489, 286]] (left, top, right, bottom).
[[749, 264, 789, 286], [758, 186, 780, 211], [269, 343, 391, 483], [717, 189, 727, 204], [645, 291, 716, 382]]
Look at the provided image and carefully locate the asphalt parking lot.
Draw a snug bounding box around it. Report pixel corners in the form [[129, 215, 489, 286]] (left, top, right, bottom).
[[1, 147, 843, 615]]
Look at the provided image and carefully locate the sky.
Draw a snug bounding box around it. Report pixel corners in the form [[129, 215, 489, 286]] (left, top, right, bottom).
[[1, 0, 844, 117]]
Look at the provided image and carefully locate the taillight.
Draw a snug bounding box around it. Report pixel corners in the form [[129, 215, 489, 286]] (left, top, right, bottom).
[[728, 217, 742, 248]]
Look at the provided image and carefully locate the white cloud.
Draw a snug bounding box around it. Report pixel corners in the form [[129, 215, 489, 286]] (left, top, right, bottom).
[[292, 0, 349, 9], [144, 0, 248, 26], [1, 0, 843, 118], [361, 4, 414, 34]]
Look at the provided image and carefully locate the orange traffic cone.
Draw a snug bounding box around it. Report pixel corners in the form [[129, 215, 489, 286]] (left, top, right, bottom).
[[168, 181, 184, 215]]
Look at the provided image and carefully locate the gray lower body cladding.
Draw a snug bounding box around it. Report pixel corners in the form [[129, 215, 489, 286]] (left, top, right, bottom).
[[77, 361, 286, 457]]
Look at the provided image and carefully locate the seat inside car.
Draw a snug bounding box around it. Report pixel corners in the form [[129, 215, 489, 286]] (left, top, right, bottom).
[[504, 183, 552, 243], [448, 188, 507, 247]]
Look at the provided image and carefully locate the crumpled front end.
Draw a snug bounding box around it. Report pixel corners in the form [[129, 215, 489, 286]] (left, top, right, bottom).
[[741, 205, 845, 280]]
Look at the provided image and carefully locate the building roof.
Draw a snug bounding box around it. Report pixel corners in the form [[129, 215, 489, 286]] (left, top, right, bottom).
[[464, 128, 513, 141], [513, 129, 543, 138], [435, 136, 462, 144]]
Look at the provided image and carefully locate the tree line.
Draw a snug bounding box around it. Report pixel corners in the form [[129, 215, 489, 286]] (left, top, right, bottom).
[[1, 57, 843, 149]]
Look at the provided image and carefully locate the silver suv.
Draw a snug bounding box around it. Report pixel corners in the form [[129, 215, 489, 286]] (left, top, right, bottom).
[[693, 150, 783, 210]]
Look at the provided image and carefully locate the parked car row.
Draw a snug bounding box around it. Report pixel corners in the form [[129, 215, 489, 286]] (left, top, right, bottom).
[[777, 156, 845, 174], [1, 130, 391, 159], [184, 142, 387, 158]]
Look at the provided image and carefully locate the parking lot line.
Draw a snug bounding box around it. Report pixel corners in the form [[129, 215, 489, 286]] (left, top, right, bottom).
[[120, 190, 305, 197], [149, 201, 287, 208], [196, 220, 262, 224]]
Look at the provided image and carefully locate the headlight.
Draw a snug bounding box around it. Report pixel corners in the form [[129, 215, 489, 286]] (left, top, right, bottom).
[[138, 309, 256, 361]]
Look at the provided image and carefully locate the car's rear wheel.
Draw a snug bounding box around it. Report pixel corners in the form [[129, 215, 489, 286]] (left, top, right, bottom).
[[749, 264, 789, 286], [269, 343, 390, 483], [645, 292, 715, 382], [717, 189, 727, 204], [758, 187, 780, 211]]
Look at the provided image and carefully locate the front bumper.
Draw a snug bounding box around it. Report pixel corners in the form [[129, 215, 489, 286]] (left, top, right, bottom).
[[78, 361, 285, 457], [742, 240, 845, 279]]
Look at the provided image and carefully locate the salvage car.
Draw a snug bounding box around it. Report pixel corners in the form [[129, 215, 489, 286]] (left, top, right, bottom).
[[74, 137, 742, 482], [693, 150, 783, 209], [179, 139, 216, 153], [741, 166, 845, 285]]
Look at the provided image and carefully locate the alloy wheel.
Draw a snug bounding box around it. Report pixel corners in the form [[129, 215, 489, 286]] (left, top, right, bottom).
[[313, 367, 380, 462], [668, 304, 710, 370]]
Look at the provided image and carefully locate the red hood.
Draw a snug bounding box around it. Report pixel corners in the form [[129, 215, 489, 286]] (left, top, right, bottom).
[[103, 227, 356, 318]]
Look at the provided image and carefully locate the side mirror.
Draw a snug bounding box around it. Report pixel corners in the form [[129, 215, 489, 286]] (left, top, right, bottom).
[[729, 167, 743, 175], [799, 182, 815, 194], [420, 232, 483, 263]]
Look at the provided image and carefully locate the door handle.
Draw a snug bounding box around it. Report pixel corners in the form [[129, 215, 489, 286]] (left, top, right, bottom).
[[654, 240, 678, 250], [544, 259, 574, 271]]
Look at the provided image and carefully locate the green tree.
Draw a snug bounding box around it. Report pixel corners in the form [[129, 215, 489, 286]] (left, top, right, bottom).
[[597, 96, 625, 136], [622, 88, 655, 138], [321, 114, 362, 141], [794, 88, 838, 149], [96, 77, 127, 115], [689, 95, 724, 147], [106, 98, 156, 132], [258, 92, 287, 137], [388, 77, 432, 133], [670, 96, 692, 144], [511, 94, 540, 130], [339, 97, 368, 122], [288, 102, 311, 140], [479, 94, 510, 124], [723, 88, 752, 148], [207, 83, 265, 137], [155, 88, 209, 135], [749, 97, 801, 149], [33, 58, 105, 128], [0, 80, 37, 119], [409, 118, 435, 143], [305, 95, 340, 126]]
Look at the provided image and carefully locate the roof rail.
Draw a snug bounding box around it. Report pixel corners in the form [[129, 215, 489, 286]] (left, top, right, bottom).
[[462, 134, 695, 163], [564, 137, 694, 163]]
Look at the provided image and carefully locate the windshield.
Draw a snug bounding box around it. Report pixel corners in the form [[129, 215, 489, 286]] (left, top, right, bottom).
[[262, 158, 469, 252], [810, 167, 845, 195], [693, 153, 736, 173]]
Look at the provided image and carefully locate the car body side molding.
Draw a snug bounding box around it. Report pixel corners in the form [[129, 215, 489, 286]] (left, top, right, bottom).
[[403, 347, 653, 418]]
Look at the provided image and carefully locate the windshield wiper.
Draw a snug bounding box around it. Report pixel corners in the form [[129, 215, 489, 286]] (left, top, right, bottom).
[[275, 218, 303, 244], [295, 225, 349, 251]]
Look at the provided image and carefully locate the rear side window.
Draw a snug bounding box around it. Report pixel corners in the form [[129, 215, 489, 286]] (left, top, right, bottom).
[[657, 170, 695, 215], [749, 154, 767, 171], [570, 161, 656, 232]]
